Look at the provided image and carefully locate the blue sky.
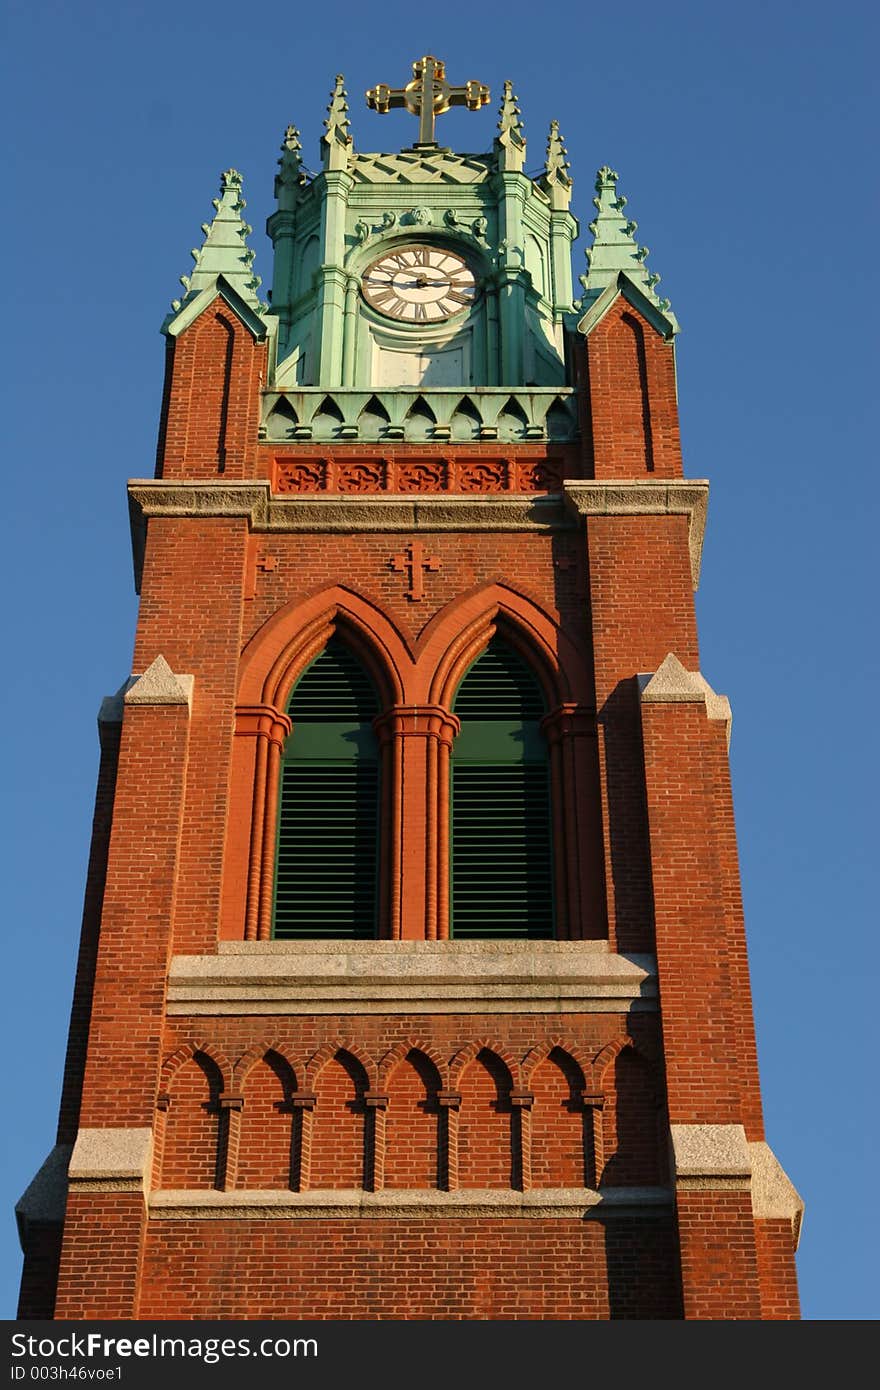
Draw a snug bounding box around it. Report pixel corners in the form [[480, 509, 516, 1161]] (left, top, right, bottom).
[[2, 0, 877, 1320]]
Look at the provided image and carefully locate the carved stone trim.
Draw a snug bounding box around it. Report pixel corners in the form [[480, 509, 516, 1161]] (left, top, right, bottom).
[[128, 482, 576, 590], [167, 940, 657, 1016], [563, 479, 709, 588]]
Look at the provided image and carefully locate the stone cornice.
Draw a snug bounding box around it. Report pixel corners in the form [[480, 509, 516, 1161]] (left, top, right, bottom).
[[563, 479, 709, 588], [128, 477, 709, 589], [127, 481, 575, 590], [167, 939, 657, 1016], [149, 1185, 672, 1221]]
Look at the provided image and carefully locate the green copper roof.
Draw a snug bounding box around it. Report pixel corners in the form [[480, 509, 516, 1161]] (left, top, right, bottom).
[[167, 169, 263, 320], [577, 165, 678, 332]]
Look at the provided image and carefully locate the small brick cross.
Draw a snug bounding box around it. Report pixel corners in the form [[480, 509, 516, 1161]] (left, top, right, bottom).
[[255, 554, 278, 574], [389, 540, 441, 601]]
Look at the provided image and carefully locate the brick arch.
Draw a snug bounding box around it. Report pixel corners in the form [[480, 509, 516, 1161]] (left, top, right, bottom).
[[382, 1045, 445, 1191], [596, 1040, 667, 1187], [233, 1041, 302, 1093], [308, 1044, 373, 1190], [227, 589, 411, 942], [450, 1039, 520, 1090], [454, 1042, 518, 1190], [160, 1040, 233, 1094], [522, 1038, 590, 1089], [527, 1043, 593, 1190], [418, 582, 592, 709], [237, 585, 411, 710], [236, 1046, 300, 1192], [158, 1044, 227, 1191], [379, 1039, 449, 1089], [306, 1041, 377, 1090], [591, 1037, 660, 1094]]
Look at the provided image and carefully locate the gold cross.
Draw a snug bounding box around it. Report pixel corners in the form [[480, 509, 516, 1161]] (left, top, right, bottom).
[[389, 541, 441, 601], [366, 55, 489, 147]]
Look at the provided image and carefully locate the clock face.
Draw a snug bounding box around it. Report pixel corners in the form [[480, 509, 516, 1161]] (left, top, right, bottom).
[[362, 245, 477, 323]]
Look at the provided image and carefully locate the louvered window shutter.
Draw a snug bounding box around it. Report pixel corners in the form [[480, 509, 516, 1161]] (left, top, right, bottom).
[[273, 640, 380, 939], [451, 640, 554, 938]]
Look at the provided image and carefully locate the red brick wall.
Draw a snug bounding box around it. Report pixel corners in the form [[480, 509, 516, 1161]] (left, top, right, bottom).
[[458, 1051, 515, 1188], [56, 719, 121, 1145], [585, 298, 682, 478], [384, 1051, 442, 1189], [754, 1217, 801, 1319], [159, 304, 265, 479], [238, 1053, 296, 1190], [675, 1191, 762, 1320], [311, 1053, 370, 1190], [153, 1014, 665, 1199], [78, 701, 190, 1129], [161, 1053, 222, 1190], [54, 1193, 146, 1321], [16, 1223, 63, 1319], [530, 1049, 590, 1187], [138, 1216, 682, 1319]]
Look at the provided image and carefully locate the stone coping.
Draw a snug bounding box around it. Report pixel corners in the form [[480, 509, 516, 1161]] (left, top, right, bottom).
[[149, 1186, 673, 1221], [167, 940, 657, 1016]]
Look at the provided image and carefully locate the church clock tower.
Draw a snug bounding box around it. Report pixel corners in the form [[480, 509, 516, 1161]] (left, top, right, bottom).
[[17, 57, 803, 1321]]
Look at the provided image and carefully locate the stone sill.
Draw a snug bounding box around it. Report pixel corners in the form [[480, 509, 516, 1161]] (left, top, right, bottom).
[[149, 1186, 672, 1220], [167, 940, 657, 1016]]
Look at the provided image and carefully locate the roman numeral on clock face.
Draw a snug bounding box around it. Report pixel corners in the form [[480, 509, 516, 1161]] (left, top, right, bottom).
[[374, 288, 406, 316]]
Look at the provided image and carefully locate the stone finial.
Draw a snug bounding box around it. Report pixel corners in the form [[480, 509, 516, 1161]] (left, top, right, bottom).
[[275, 124, 306, 210], [322, 74, 353, 171], [578, 164, 678, 330], [495, 79, 525, 171], [540, 119, 572, 209], [169, 169, 263, 315]]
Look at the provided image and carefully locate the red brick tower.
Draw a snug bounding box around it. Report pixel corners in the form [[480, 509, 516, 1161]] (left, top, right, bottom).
[[17, 59, 802, 1320]]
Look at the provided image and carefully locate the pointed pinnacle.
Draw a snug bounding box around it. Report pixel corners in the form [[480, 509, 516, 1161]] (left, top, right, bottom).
[[283, 124, 302, 153], [579, 165, 678, 331], [276, 122, 307, 205], [324, 74, 351, 141], [497, 79, 524, 139], [544, 118, 571, 186], [168, 168, 263, 318]]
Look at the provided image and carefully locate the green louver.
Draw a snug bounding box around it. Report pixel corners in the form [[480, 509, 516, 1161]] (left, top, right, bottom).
[[273, 641, 379, 939], [451, 639, 554, 939]]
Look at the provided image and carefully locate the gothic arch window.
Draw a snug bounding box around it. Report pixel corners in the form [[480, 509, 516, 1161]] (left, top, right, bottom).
[[450, 637, 554, 938], [273, 638, 380, 939]]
